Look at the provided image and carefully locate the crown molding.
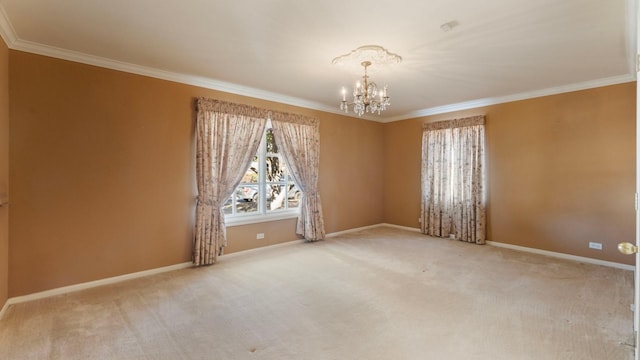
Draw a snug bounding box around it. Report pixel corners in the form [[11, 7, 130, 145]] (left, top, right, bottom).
[[0, 1, 341, 116], [0, 3, 636, 124], [0, 4, 16, 45], [383, 73, 637, 122], [0, 4, 377, 121], [625, 0, 637, 75], [10, 37, 344, 116]]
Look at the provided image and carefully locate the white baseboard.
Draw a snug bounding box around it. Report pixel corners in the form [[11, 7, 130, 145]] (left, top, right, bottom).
[[325, 224, 384, 238], [1, 223, 634, 320], [0, 298, 9, 320], [0, 235, 314, 318], [370, 223, 634, 271], [485, 241, 635, 271], [0, 262, 193, 320], [1, 236, 310, 318], [222, 238, 305, 258], [378, 223, 421, 233]]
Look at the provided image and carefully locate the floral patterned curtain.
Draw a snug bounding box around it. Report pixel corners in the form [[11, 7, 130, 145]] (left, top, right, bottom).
[[421, 115, 486, 244], [271, 112, 325, 241], [193, 98, 266, 266]]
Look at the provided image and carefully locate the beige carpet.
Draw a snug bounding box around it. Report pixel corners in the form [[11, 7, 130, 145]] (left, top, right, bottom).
[[0, 227, 634, 359]]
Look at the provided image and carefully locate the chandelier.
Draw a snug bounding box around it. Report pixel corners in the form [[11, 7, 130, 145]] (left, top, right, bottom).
[[332, 45, 401, 117], [340, 61, 389, 116]]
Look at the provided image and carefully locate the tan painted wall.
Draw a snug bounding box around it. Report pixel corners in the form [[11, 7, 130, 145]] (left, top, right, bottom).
[[9, 51, 384, 296], [384, 83, 636, 265], [6, 48, 633, 296], [0, 38, 9, 306]]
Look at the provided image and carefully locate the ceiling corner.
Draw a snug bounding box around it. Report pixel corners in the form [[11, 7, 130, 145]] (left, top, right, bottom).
[[625, 0, 638, 74], [0, 4, 16, 46]]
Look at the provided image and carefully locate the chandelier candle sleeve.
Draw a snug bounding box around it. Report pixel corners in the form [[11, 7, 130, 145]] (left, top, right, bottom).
[[339, 61, 392, 117], [332, 45, 401, 117]]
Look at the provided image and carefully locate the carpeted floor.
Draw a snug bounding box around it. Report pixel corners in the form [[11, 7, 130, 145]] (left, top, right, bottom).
[[0, 227, 634, 359]]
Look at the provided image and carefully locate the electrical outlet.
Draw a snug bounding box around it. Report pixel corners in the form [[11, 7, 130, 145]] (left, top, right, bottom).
[[588, 242, 602, 250], [256, 233, 265, 239]]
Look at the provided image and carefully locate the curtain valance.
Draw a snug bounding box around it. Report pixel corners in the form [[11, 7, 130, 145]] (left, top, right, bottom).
[[270, 111, 319, 127], [196, 98, 267, 118], [196, 97, 319, 127], [423, 115, 485, 131]]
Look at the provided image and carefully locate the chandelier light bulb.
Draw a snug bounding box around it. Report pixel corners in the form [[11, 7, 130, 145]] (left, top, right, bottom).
[[333, 46, 401, 117], [338, 60, 392, 117]]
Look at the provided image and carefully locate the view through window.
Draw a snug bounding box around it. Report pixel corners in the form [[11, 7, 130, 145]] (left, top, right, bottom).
[[223, 126, 301, 218]]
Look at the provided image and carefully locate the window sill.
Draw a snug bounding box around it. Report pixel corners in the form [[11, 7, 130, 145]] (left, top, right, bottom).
[[225, 210, 299, 227]]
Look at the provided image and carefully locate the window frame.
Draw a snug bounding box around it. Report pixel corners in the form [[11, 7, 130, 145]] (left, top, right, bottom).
[[225, 123, 300, 227]]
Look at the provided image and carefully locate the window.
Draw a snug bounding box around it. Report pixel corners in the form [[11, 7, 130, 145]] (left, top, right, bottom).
[[223, 124, 301, 225], [420, 116, 486, 243]]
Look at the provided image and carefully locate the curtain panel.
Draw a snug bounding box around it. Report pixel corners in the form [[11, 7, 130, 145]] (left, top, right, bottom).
[[193, 98, 267, 266], [421, 115, 486, 244], [271, 112, 326, 241]]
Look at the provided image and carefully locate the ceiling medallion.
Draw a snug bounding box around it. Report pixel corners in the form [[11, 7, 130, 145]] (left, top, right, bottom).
[[332, 45, 402, 117]]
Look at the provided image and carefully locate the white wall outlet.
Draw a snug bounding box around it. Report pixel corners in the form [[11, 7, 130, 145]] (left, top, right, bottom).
[[256, 233, 265, 239], [588, 242, 602, 250]]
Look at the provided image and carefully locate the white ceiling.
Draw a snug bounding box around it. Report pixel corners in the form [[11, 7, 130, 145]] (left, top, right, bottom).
[[0, 0, 635, 122]]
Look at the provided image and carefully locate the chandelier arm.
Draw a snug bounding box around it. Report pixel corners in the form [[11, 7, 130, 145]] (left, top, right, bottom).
[[337, 57, 393, 117]]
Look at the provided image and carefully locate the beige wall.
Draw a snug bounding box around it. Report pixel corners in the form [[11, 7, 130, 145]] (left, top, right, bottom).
[[0, 38, 9, 306], [5, 49, 635, 297], [384, 83, 636, 265], [9, 51, 384, 296]]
